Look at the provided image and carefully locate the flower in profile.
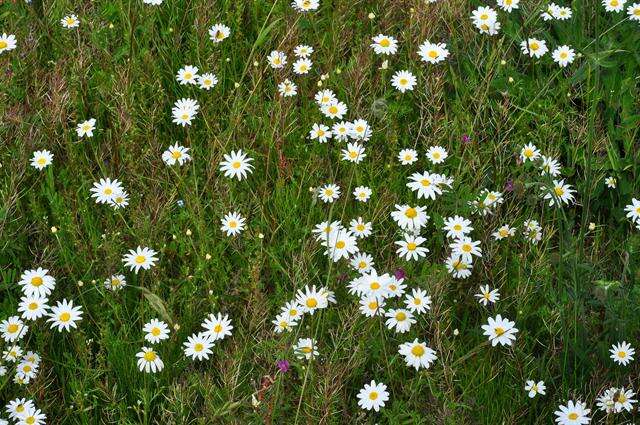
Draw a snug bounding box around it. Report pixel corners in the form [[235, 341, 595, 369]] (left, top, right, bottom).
[[370, 34, 398, 55], [602, 0, 626, 12], [294, 337, 318, 360], [291, 0, 320, 12]]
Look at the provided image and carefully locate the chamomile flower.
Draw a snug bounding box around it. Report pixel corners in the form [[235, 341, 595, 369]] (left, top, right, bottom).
[[604, 176, 617, 188], [628, 2, 640, 19], [122, 246, 158, 272], [183, 332, 214, 361], [90, 178, 123, 204], [482, 314, 518, 346], [104, 274, 126, 291], [76, 118, 96, 138], [294, 337, 318, 360], [5, 398, 34, 421], [520, 143, 540, 162], [198, 73, 218, 90], [0, 317, 27, 343], [332, 121, 352, 141], [555, 6, 573, 18], [391, 70, 417, 92], [426, 146, 448, 164], [475, 285, 500, 306], [292, 58, 312, 74], [395, 234, 429, 261], [318, 184, 340, 203], [350, 252, 375, 273], [544, 180, 576, 207], [315, 89, 336, 105], [109, 190, 129, 209], [16, 407, 46, 425], [267, 50, 287, 69], [47, 299, 83, 332], [406, 171, 445, 200], [356, 380, 389, 412], [385, 308, 415, 333], [554, 400, 591, 424], [385, 276, 406, 298], [208, 24, 230, 42], [471, 6, 499, 34], [398, 148, 419, 165], [0, 33, 17, 54], [171, 98, 200, 126], [143, 319, 170, 344], [540, 155, 562, 176], [353, 186, 372, 202], [17, 295, 49, 321], [398, 339, 437, 370], [497, 0, 520, 12], [312, 220, 343, 241], [295, 285, 328, 315], [272, 313, 296, 333], [370, 34, 398, 55], [322, 228, 358, 261], [446, 255, 473, 279], [492, 225, 516, 240], [16, 360, 38, 381], [309, 123, 332, 143], [443, 216, 473, 239], [390, 204, 429, 231], [404, 288, 431, 314], [162, 143, 191, 166], [603, 0, 626, 12], [624, 198, 640, 223], [136, 347, 164, 373], [30, 150, 53, 170], [610, 341, 634, 365], [450, 237, 482, 263], [552, 45, 576, 67], [280, 301, 303, 322], [18, 268, 56, 298], [321, 101, 348, 119], [143, 0, 163, 4], [61, 14, 80, 28], [521, 38, 549, 58], [220, 211, 246, 236], [352, 270, 393, 299], [219, 150, 254, 180], [417, 40, 449, 64], [341, 143, 366, 163], [176, 65, 199, 85], [202, 313, 233, 341], [359, 295, 386, 317], [597, 387, 636, 413], [294, 44, 314, 57], [3, 345, 23, 362], [349, 217, 372, 238], [291, 0, 319, 12], [349, 119, 372, 141], [525, 380, 546, 398], [278, 79, 298, 97]]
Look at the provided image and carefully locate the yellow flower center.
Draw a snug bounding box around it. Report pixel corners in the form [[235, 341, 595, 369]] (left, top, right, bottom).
[[23, 365, 31, 373], [301, 346, 312, 353], [194, 343, 204, 352], [413, 298, 421, 305], [370, 281, 380, 290], [560, 52, 568, 59], [494, 327, 505, 336], [453, 224, 462, 231], [368, 301, 378, 310], [306, 298, 318, 308], [37, 158, 46, 165], [462, 244, 472, 252], [216, 31, 225, 40], [31, 276, 43, 286], [135, 255, 146, 264], [214, 324, 223, 333], [7, 323, 19, 333], [232, 161, 241, 169], [480, 13, 488, 20], [184, 72, 192, 80], [59, 312, 71, 322], [567, 413, 578, 420], [369, 391, 379, 400], [404, 154, 412, 161], [16, 405, 25, 413], [405, 207, 417, 218], [66, 17, 75, 25], [26, 417, 36, 425], [379, 38, 390, 48], [144, 350, 157, 361], [289, 309, 297, 316], [428, 50, 438, 58], [29, 302, 38, 310], [104, 188, 113, 195], [229, 221, 237, 228], [181, 113, 189, 120], [611, 0, 619, 6], [0, 41, 7, 49], [328, 105, 338, 114], [433, 152, 440, 159], [171, 150, 182, 159], [324, 189, 333, 196], [359, 261, 367, 269], [530, 42, 539, 51], [411, 345, 425, 357], [407, 242, 417, 251], [335, 240, 346, 249], [618, 351, 626, 358], [499, 229, 508, 237], [395, 312, 406, 321], [151, 327, 161, 336], [399, 78, 408, 85], [421, 179, 431, 187], [554, 187, 564, 196], [349, 151, 358, 158]]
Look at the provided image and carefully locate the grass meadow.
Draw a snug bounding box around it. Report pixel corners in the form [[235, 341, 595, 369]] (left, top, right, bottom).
[[1, 0, 640, 423]]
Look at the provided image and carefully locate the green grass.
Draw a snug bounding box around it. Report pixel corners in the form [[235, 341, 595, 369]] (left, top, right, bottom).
[[1, 0, 640, 423]]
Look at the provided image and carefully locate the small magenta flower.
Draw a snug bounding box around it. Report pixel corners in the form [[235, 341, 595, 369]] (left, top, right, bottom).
[[504, 179, 514, 192], [461, 134, 471, 144], [394, 268, 406, 280], [276, 359, 289, 373]]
